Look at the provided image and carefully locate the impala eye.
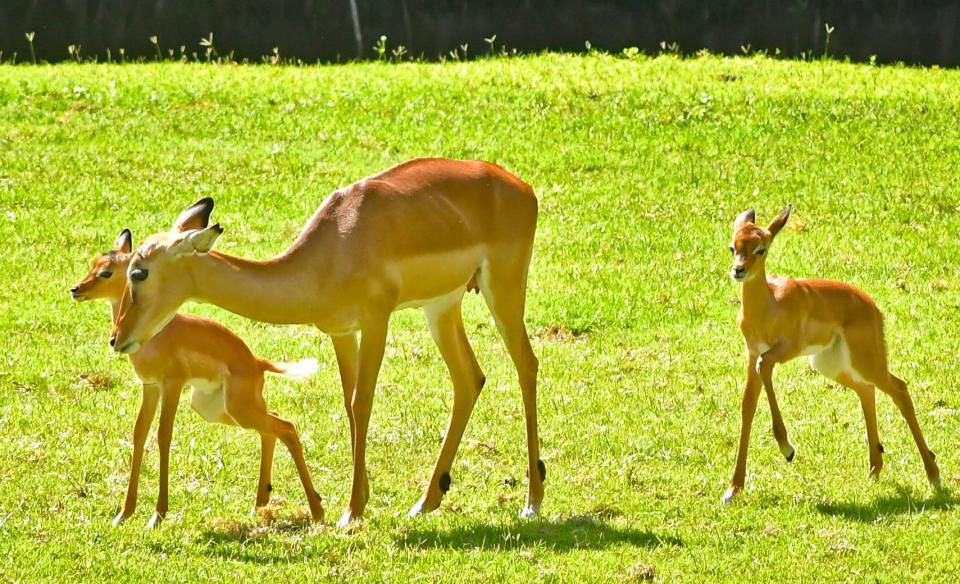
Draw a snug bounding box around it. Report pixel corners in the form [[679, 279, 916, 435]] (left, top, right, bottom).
[[756, 248, 766, 256], [728, 244, 735, 254], [97, 270, 113, 279], [130, 268, 149, 282]]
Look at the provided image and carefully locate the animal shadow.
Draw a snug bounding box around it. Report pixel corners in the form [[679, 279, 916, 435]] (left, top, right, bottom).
[[398, 514, 682, 552], [815, 485, 958, 522]]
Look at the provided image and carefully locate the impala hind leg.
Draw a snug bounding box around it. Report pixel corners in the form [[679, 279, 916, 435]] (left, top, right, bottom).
[[832, 373, 883, 479], [478, 262, 543, 518], [224, 376, 325, 522], [255, 433, 278, 509], [876, 374, 941, 487], [409, 294, 485, 517], [114, 383, 160, 526]]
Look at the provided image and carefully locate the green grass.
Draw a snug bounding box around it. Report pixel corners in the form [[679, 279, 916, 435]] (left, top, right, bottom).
[[2, 53, 960, 582]]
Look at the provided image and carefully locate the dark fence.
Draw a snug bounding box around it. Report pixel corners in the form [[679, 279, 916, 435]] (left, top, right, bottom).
[[2, 1, 959, 65]]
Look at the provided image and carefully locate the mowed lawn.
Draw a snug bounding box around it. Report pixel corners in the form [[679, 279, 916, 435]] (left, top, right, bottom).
[[2, 53, 960, 581]]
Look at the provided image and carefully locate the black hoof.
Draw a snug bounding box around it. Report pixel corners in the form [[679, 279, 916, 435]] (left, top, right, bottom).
[[537, 460, 546, 482], [439, 472, 451, 493], [785, 451, 795, 463], [878, 443, 885, 454]]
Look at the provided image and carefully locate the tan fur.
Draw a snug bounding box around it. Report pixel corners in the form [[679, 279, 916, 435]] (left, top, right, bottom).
[[109, 158, 545, 526]]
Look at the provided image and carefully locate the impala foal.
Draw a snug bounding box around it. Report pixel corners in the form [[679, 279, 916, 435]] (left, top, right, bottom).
[[725, 205, 940, 503], [110, 158, 544, 527], [72, 226, 324, 527]]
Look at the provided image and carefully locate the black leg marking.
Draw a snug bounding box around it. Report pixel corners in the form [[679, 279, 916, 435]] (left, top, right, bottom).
[[478, 376, 486, 391], [878, 443, 884, 454], [267, 482, 273, 492], [537, 460, 546, 482], [785, 450, 795, 463], [930, 450, 935, 460], [439, 472, 451, 493]]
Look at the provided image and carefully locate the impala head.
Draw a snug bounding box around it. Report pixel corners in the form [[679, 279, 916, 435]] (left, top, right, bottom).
[[110, 197, 221, 354], [71, 229, 134, 302], [729, 205, 792, 282]]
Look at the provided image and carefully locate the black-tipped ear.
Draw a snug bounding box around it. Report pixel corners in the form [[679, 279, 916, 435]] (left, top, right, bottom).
[[114, 228, 133, 254], [767, 204, 793, 238], [172, 197, 215, 233], [734, 209, 756, 229]]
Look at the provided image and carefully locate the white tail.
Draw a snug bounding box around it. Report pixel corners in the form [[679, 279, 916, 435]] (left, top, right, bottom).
[[264, 358, 319, 380]]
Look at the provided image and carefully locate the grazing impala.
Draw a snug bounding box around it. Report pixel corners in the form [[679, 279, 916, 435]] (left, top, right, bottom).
[[724, 205, 940, 503], [71, 224, 324, 527], [110, 158, 545, 527]]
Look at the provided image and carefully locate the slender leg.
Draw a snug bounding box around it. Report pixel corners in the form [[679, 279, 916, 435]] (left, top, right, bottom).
[[113, 383, 160, 526], [337, 318, 388, 529], [763, 377, 795, 462], [331, 333, 359, 459], [148, 379, 183, 528], [409, 295, 485, 517], [255, 431, 278, 508], [832, 373, 883, 478], [478, 264, 543, 518], [724, 353, 762, 504], [224, 376, 324, 522], [877, 374, 940, 487]]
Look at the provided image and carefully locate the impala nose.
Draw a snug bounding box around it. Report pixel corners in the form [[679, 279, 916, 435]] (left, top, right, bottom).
[[70, 286, 79, 293], [109, 335, 116, 348], [732, 266, 747, 280]]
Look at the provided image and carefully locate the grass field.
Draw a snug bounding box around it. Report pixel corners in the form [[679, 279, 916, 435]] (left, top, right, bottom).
[[2, 52, 960, 582]]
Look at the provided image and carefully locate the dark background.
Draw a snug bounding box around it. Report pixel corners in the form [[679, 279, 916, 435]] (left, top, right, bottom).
[[2, 0, 959, 65]]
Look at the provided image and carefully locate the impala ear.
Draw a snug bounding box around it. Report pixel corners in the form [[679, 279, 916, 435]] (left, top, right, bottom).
[[114, 228, 133, 254], [767, 204, 793, 238], [171, 224, 224, 256], [734, 209, 756, 229], [172, 197, 215, 233]]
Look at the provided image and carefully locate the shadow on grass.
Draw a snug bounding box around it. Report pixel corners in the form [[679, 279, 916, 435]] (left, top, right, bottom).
[[815, 486, 958, 522], [398, 514, 682, 552]]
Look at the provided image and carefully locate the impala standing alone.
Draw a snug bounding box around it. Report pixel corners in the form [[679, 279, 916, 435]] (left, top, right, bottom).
[[110, 158, 545, 527], [724, 205, 940, 503]]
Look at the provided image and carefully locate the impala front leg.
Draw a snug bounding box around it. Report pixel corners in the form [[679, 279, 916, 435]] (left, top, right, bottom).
[[337, 319, 387, 529], [149, 380, 182, 529], [114, 383, 160, 526], [724, 353, 762, 504], [331, 333, 359, 458]]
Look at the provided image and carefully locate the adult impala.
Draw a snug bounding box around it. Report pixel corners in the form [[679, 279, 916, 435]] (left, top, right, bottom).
[[72, 223, 323, 527], [111, 158, 545, 526], [724, 205, 940, 503]]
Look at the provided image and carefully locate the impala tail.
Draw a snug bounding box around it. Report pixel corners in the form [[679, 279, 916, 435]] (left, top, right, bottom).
[[261, 358, 319, 379]]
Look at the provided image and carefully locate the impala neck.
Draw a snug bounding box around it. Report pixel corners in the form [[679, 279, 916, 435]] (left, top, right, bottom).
[[185, 250, 325, 325], [740, 263, 775, 320]]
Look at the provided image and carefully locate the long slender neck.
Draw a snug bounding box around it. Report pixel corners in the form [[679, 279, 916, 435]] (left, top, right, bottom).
[[740, 263, 775, 322], [185, 250, 327, 325]]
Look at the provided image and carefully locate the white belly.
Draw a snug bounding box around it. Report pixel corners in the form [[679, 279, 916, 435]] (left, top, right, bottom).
[[186, 377, 235, 425], [806, 334, 869, 385]]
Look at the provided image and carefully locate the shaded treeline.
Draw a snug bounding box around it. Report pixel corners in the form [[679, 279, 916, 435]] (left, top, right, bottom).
[[2, 0, 959, 64]]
